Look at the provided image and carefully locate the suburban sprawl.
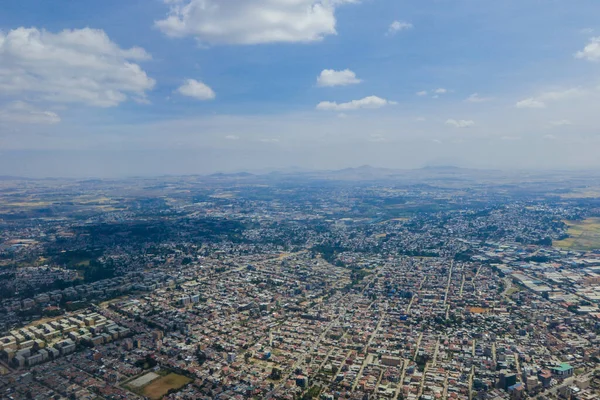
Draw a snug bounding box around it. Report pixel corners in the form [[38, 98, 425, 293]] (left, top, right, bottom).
[[1, 167, 600, 400]]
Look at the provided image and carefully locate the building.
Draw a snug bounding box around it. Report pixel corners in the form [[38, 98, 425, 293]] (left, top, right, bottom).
[[538, 370, 552, 388], [381, 356, 402, 367], [498, 371, 517, 391], [227, 352, 236, 363], [551, 363, 574, 378]]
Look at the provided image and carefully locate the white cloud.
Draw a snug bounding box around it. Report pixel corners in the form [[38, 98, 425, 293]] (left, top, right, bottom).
[[575, 37, 600, 61], [316, 96, 396, 111], [260, 138, 280, 143], [516, 88, 584, 109], [317, 69, 361, 87], [225, 135, 239, 140], [0, 27, 155, 107], [177, 79, 216, 100], [416, 91, 428, 96], [516, 98, 546, 109], [445, 119, 474, 128], [0, 102, 61, 125], [539, 88, 585, 101], [387, 20, 413, 35], [434, 88, 447, 94], [466, 93, 492, 103], [549, 119, 573, 126], [155, 0, 358, 45]]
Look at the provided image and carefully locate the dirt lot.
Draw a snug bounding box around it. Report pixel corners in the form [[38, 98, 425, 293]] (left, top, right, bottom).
[[141, 373, 192, 400]]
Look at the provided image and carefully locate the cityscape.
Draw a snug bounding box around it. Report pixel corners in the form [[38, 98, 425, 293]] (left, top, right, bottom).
[[3, 0, 600, 399], [0, 168, 599, 399]]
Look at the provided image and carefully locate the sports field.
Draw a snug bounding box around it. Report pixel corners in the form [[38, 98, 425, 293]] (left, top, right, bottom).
[[141, 373, 192, 400], [554, 218, 600, 251], [127, 372, 160, 388]]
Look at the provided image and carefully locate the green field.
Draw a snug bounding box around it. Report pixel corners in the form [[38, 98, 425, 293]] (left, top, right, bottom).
[[141, 373, 192, 400], [554, 218, 600, 251]]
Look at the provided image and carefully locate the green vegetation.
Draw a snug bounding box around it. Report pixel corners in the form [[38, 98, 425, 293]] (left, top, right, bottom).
[[554, 218, 600, 251], [134, 355, 158, 370], [301, 386, 321, 400]]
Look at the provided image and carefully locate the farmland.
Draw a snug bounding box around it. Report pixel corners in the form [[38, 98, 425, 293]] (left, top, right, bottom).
[[554, 218, 600, 251]]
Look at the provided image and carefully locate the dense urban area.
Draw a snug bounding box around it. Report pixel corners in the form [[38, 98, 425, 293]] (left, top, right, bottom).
[[1, 167, 600, 400]]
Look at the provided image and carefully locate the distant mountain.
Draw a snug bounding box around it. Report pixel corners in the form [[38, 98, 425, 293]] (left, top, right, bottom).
[[0, 175, 34, 181], [209, 172, 255, 178], [420, 165, 463, 171], [326, 165, 401, 179]]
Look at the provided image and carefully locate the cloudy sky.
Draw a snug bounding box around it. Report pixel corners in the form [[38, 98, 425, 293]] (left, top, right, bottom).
[[1, 0, 600, 177]]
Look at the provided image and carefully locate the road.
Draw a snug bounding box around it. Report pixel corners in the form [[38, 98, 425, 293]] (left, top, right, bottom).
[[266, 271, 381, 399], [353, 311, 386, 391], [431, 338, 440, 367], [413, 332, 423, 361], [417, 362, 429, 399], [468, 366, 475, 400], [533, 369, 598, 399], [442, 371, 449, 400], [393, 360, 408, 400], [443, 261, 454, 306]]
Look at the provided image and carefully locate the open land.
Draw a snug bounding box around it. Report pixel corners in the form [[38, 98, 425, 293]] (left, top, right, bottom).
[[554, 218, 600, 250], [141, 373, 192, 400]]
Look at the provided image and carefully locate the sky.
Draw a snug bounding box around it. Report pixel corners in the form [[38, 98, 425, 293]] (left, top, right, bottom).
[[1, 0, 600, 177]]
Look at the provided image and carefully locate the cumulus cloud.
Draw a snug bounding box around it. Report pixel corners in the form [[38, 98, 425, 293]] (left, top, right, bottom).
[[575, 37, 600, 61], [387, 20, 413, 35], [316, 96, 396, 111], [0, 27, 155, 107], [0, 102, 61, 125], [516, 98, 546, 109], [225, 135, 239, 140], [416, 91, 428, 96], [445, 119, 474, 128], [317, 69, 361, 87], [516, 88, 584, 109], [177, 79, 216, 100], [434, 88, 447, 94], [155, 0, 358, 45]]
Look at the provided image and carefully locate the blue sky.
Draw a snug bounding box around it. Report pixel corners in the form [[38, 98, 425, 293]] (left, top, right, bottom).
[[1, 0, 600, 177]]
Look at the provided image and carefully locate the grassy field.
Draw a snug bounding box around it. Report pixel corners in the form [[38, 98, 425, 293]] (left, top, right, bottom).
[[141, 373, 192, 400], [559, 190, 600, 199], [554, 218, 600, 251]]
